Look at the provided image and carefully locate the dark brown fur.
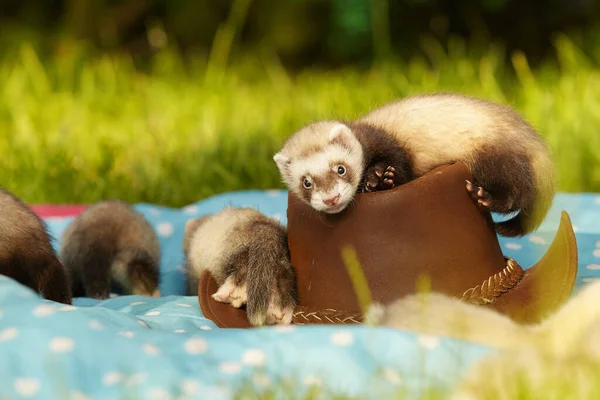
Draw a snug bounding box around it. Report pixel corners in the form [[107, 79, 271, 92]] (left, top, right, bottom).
[[348, 122, 414, 188], [0, 188, 72, 304], [60, 200, 160, 299]]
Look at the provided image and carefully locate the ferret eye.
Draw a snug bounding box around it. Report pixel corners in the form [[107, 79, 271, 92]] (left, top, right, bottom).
[[303, 179, 312, 189], [337, 165, 346, 176]]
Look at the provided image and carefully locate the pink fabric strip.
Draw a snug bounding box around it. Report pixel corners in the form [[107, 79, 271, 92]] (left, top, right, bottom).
[[28, 204, 88, 218]]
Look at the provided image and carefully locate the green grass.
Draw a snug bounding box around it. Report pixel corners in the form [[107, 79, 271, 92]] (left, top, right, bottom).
[[1, 33, 600, 207]]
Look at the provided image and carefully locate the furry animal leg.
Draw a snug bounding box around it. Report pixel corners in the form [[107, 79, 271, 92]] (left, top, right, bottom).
[[212, 276, 248, 308]]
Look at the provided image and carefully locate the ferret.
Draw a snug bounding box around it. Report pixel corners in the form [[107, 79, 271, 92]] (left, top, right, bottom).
[[0, 187, 72, 304], [273, 93, 555, 236], [59, 200, 161, 299], [369, 283, 600, 399], [184, 206, 297, 326], [368, 280, 600, 354]]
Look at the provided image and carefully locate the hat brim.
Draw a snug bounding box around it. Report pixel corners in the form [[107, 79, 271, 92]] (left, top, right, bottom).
[[198, 209, 578, 329]]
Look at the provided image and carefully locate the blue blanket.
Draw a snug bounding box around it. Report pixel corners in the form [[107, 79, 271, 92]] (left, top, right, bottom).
[[1, 190, 599, 399]]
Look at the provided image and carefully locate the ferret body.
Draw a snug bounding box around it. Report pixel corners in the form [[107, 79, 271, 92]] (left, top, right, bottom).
[[371, 282, 600, 399], [0, 188, 72, 304], [184, 206, 296, 326], [59, 200, 161, 299], [369, 280, 600, 354], [274, 93, 555, 236]]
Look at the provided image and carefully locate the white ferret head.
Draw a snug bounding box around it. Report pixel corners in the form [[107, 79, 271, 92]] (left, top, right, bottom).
[[273, 122, 365, 213]]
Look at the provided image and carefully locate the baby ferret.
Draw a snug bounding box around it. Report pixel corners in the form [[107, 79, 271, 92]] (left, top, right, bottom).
[[274, 93, 555, 237], [0, 187, 72, 304], [59, 200, 161, 299], [184, 206, 297, 326]]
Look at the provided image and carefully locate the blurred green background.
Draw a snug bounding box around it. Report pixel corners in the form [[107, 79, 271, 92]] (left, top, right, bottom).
[[1, 0, 600, 206]]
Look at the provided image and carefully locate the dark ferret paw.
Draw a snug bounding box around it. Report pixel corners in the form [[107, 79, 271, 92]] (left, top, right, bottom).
[[465, 180, 494, 208], [362, 164, 396, 193]]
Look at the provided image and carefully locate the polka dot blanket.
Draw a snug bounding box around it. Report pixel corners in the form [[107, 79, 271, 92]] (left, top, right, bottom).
[[1, 190, 599, 399]]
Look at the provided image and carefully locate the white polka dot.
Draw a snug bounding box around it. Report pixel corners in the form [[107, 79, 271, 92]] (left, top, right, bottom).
[[58, 305, 76, 311], [200, 326, 212, 331], [0, 327, 18, 341], [145, 311, 161, 316], [242, 349, 266, 366], [144, 344, 161, 356], [274, 325, 295, 333], [528, 236, 547, 245], [219, 362, 241, 374], [185, 338, 207, 354], [382, 368, 402, 384], [33, 304, 55, 317], [587, 264, 600, 270], [130, 301, 146, 306], [138, 320, 149, 328], [89, 320, 104, 330], [118, 331, 134, 338], [148, 208, 161, 216], [183, 205, 199, 214], [594, 196, 600, 204], [418, 334, 440, 350], [49, 337, 75, 353], [19, 290, 33, 297], [252, 373, 271, 387], [156, 222, 174, 237], [149, 388, 172, 400], [14, 378, 40, 397], [594, 249, 600, 258], [505, 242, 522, 250], [596, 241, 600, 248], [103, 372, 123, 386], [330, 330, 354, 346], [109, 293, 119, 298], [266, 190, 281, 197], [177, 303, 192, 308], [71, 391, 92, 400], [303, 376, 322, 386], [174, 329, 186, 334], [125, 373, 146, 386], [584, 278, 600, 283], [180, 380, 199, 396]]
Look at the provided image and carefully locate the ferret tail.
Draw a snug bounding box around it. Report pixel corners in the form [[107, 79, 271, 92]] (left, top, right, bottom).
[[496, 145, 556, 237], [245, 221, 296, 326], [124, 249, 160, 297]]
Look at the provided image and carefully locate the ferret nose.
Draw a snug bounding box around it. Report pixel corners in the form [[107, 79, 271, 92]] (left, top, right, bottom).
[[323, 194, 341, 207]]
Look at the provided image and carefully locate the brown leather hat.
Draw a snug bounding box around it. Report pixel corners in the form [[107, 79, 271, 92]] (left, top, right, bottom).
[[198, 162, 578, 328]]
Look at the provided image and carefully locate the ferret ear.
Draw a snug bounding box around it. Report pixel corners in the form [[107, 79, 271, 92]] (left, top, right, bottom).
[[328, 124, 353, 144], [273, 152, 290, 172]]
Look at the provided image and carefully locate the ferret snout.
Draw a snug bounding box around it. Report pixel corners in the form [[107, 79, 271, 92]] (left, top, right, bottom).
[[322, 193, 341, 207]]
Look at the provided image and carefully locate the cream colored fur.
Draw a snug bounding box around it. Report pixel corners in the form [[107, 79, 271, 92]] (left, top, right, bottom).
[[185, 206, 260, 283], [274, 121, 364, 212]]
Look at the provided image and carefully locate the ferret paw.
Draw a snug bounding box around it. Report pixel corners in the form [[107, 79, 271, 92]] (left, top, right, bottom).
[[466, 180, 494, 209], [266, 303, 294, 325], [211, 277, 247, 308], [363, 164, 396, 193]]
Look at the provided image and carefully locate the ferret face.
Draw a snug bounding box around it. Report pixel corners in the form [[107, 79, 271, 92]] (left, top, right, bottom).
[[274, 123, 364, 213]]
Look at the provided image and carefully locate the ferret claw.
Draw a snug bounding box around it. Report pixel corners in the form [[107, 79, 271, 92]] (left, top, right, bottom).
[[362, 164, 396, 193], [465, 180, 494, 209]]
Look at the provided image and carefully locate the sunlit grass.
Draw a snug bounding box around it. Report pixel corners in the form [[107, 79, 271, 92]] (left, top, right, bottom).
[[1, 33, 599, 206]]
